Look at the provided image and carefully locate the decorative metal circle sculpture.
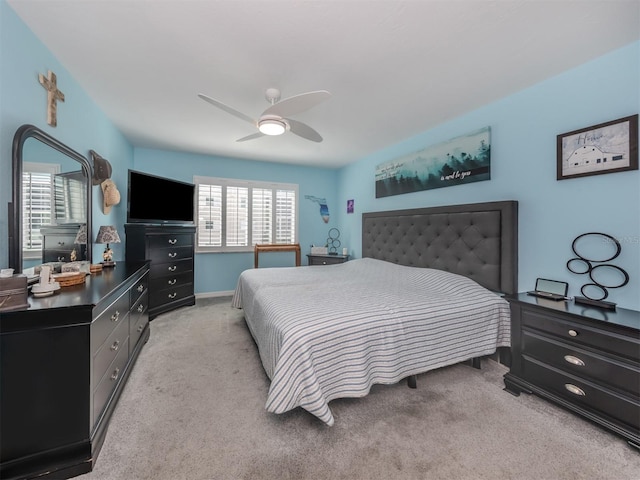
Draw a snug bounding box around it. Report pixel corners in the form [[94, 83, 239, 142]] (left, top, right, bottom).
[[566, 232, 628, 302], [327, 228, 341, 254]]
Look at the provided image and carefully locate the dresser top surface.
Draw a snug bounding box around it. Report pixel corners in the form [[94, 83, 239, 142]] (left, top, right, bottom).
[[1, 262, 148, 317], [507, 293, 640, 332]]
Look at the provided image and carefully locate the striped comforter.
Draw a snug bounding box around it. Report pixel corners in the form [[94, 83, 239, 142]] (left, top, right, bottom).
[[231, 258, 510, 426]]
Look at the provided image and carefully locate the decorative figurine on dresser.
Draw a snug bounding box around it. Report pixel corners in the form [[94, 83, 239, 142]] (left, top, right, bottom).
[[503, 232, 639, 449]]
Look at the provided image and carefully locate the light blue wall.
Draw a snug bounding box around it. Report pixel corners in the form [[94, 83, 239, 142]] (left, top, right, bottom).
[[133, 148, 339, 293], [0, 1, 134, 265], [2, 0, 638, 309], [337, 41, 640, 310]]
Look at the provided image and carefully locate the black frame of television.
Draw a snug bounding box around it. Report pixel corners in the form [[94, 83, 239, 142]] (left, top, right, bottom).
[[127, 169, 195, 224]]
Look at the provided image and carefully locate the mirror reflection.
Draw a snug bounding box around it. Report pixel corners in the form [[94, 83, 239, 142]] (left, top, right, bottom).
[[10, 125, 92, 273]]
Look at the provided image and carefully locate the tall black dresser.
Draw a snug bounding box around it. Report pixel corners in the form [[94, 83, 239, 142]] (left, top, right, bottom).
[[503, 293, 640, 448], [124, 224, 196, 319]]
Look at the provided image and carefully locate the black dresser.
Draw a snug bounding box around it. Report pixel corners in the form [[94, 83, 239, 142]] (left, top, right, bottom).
[[503, 293, 640, 448], [124, 224, 196, 319], [0, 262, 150, 479]]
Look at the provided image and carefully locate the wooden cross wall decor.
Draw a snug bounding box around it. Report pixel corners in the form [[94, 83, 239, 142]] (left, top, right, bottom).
[[38, 70, 65, 127]]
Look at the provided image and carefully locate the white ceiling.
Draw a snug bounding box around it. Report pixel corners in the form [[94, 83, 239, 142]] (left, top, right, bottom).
[[8, 0, 640, 168]]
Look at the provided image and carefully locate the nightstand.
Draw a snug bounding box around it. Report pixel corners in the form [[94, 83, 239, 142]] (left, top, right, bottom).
[[306, 254, 349, 266], [503, 293, 640, 448]]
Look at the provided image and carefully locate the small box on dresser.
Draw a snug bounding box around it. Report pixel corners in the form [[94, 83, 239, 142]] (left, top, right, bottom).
[[503, 293, 640, 449]]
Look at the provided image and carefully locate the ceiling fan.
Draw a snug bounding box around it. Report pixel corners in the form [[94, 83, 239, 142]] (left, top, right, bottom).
[[198, 88, 331, 143]]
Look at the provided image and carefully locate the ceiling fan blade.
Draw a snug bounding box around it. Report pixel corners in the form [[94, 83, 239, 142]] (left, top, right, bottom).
[[236, 131, 265, 142], [287, 119, 323, 143], [263, 90, 331, 118], [198, 93, 256, 125]]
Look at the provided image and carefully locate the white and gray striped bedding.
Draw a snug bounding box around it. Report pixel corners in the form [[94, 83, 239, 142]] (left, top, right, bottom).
[[231, 257, 510, 426]]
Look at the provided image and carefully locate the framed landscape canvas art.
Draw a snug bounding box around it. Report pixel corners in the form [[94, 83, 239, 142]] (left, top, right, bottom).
[[557, 114, 638, 180], [375, 127, 491, 198]]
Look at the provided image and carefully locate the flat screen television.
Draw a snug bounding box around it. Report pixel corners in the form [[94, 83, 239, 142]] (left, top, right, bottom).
[[127, 169, 195, 224]]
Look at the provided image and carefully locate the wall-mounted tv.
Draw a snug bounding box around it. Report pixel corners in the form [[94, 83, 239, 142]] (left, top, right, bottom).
[[127, 169, 195, 224]]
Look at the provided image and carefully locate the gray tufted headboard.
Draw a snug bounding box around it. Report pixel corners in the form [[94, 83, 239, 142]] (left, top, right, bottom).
[[362, 200, 518, 295]]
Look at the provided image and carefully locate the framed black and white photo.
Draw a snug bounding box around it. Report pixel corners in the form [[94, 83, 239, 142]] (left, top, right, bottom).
[[557, 114, 638, 180]]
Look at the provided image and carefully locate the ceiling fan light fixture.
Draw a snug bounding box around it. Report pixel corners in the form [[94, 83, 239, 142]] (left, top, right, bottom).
[[258, 119, 287, 136]]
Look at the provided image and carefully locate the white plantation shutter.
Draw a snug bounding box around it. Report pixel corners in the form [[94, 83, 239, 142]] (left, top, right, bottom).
[[197, 184, 222, 247], [22, 163, 59, 258], [252, 188, 272, 245], [276, 189, 296, 244], [226, 186, 248, 247], [195, 176, 297, 252]]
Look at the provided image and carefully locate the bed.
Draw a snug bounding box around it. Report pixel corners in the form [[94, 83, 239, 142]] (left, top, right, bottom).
[[232, 200, 518, 426]]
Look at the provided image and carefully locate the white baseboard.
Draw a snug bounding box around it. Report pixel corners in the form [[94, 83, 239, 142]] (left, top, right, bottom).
[[195, 290, 235, 299]]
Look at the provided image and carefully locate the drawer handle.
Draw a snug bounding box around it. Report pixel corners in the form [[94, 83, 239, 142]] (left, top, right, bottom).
[[57, 256, 66, 262], [564, 384, 585, 396], [168, 279, 177, 285], [564, 355, 585, 367], [168, 265, 177, 272], [137, 304, 145, 313], [137, 324, 144, 333], [110, 340, 120, 352], [110, 367, 120, 381], [58, 241, 65, 246], [111, 311, 120, 322], [568, 329, 578, 337], [168, 252, 177, 258], [137, 284, 145, 292], [168, 292, 177, 299], [168, 238, 177, 245]]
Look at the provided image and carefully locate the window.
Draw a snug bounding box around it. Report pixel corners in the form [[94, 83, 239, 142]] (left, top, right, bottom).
[[22, 162, 60, 259], [195, 176, 298, 252]]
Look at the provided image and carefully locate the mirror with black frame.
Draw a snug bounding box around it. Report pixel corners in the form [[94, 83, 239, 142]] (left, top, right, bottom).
[[9, 124, 92, 274]]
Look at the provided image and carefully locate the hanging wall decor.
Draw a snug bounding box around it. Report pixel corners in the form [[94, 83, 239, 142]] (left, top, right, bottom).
[[305, 195, 330, 223], [557, 114, 638, 180], [566, 232, 629, 310], [375, 126, 491, 198], [38, 70, 65, 127]]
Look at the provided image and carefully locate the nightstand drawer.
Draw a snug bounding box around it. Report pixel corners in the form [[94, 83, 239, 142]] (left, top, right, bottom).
[[523, 357, 640, 430], [523, 330, 640, 396], [307, 254, 349, 265], [522, 309, 640, 361]]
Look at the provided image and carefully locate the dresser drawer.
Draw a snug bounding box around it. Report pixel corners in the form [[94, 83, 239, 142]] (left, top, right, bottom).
[[522, 309, 640, 361], [130, 272, 148, 306], [149, 271, 192, 293], [148, 245, 193, 264], [523, 357, 640, 430], [92, 290, 130, 353], [149, 258, 192, 278], [150, 283, 194, 309], [93, 337, 130, 425], [93, 314, 129, 384], [148, 233, 194, 250], [130, 302, 149, 352], [523, 330, 640, 396]]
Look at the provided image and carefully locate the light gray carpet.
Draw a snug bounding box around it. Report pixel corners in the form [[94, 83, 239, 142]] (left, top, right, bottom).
[[78, 297, 640, 480]]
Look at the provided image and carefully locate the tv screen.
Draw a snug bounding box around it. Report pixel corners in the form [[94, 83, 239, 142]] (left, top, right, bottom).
[[127, 170, 195, 224]]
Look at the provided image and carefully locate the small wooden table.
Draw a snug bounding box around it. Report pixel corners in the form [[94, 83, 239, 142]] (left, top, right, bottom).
[[254, 244, 301, 268]]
